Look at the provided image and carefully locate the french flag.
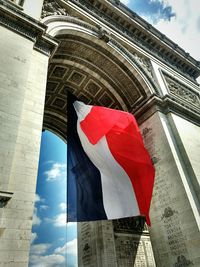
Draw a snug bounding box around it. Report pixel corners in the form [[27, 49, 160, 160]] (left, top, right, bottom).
[[67, 95, 155, 225]]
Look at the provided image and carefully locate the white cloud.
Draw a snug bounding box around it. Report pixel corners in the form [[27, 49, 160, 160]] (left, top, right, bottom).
[[40, 205, 49, 211], [35, 194, 44, 203], [54, 213, 66, 227], [30, 254, 65, 267], [33, 207, 41, 226], [59, 202, 66, 211], [54, 243, 67, 255], [44, 163, 66, 182], [35, 194, 45, 206], [29, 243, 65, 267], [67, 222, 77, 227], [45, 213, 67, 227], [31, 232, 38, 244], [148, 0, 200, 60], [120, 0, 130, 5], [45, 212, 76, 228], [30, 243, 51, 256], [35, 194, 40, 203], [66, 239, 77, 255], [55, 239, 77, 256]]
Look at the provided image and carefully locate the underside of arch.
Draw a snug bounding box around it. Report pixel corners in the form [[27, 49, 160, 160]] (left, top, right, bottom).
[[43, 18, 156, 141]]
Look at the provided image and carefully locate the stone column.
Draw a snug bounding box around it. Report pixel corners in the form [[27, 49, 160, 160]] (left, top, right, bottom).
[[0, 1, 57, 266], [78, 221, 118, 267], [140, 110, 200, 267]]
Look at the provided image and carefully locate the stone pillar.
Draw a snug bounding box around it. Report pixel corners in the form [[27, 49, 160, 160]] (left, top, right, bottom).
[[140, 110, 200, 267], [113, 218, 156, 267], [0, 1, 57, 266], [78, 221, 118, 267]]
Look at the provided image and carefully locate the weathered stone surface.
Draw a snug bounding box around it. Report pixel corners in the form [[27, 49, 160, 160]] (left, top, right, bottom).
[[140, 112, 200, 267], [0, 26, 49, 266], [78, 218, 156, 267]]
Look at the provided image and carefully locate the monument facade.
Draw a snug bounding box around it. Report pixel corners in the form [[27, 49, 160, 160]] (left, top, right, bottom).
[[0, 0, 200, 266]]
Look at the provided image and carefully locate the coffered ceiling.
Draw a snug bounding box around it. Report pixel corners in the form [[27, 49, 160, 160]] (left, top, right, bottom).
[[43, 34, 148, 141]]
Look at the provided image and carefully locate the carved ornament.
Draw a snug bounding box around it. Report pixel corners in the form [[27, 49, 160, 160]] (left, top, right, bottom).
[[41, 0, 67, 19], [174, 255, 193, 267], [161, 207, 178, 220], [97, 25, 110, 43], [164, 73, 200, 108]]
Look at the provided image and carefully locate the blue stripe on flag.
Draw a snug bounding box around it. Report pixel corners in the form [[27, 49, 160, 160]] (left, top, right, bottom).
[[67, 94, 107, 221]]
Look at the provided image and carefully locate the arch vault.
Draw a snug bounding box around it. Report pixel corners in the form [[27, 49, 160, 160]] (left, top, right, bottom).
[[42, 15, 157, 141]]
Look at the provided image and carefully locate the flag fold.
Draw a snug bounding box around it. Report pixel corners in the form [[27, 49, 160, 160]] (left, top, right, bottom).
[[67, 96, 155, 225]]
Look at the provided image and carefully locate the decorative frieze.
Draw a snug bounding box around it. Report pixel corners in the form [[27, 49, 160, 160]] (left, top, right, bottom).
[[113, 217, 147, 233], [163, 73, 200, 108], [110, 39, 160, 95], [133, 53, 152, 74]]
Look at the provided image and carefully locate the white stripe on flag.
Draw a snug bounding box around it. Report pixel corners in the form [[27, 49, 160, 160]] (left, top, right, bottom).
[[74, 101, 140, 220]]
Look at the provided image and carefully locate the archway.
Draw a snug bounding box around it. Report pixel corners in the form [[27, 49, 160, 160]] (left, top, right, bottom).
[[42, 15, 157, 141], [42, 15, 158, 266]]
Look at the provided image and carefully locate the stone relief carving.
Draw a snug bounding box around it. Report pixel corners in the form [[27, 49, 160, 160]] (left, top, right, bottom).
[[97, 25, 110, 43], [161, 207, 178, 220], [133, 53, 153, 77], [110, 40, 160, 95], [164, 74, 200, 108], [113, 217, 147, 233], [174, 255, 193, 267], [41, 0, 67, 19], [83, 243, 90, 252], [142, 127, 152, 137]]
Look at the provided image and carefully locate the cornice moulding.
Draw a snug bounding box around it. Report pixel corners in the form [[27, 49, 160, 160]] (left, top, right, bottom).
[[64, 0, 200, 81], [0, 0, 58, 56], [135, 94, 200, 127]]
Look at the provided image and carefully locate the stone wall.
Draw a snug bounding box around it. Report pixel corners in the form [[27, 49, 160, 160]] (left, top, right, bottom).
[[0, 27, 49, 267], [140, 111, 200, 267]]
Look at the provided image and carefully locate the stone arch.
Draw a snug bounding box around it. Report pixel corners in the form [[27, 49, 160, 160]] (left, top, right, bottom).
[[42, 15, 158, 141]]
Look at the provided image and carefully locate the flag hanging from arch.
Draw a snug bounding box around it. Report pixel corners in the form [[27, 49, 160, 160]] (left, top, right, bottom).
[[67, 94, 155, 225]]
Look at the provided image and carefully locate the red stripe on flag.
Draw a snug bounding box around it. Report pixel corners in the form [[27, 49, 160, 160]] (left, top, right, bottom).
[[80, 106, 139, 145], [80, 106, 155, 225], [106, 124, 154, 225]]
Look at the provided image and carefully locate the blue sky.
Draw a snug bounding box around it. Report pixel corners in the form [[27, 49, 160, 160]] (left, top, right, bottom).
[[123, 0, 175, 23], [122, 0, 200, 62], [29, 131, 77, 267], [29, 1, 200, 266]]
